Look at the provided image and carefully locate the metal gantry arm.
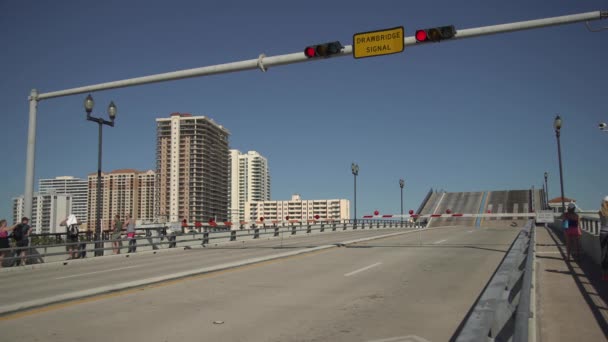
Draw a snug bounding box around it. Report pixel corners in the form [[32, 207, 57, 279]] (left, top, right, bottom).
[[22, 10, 607, 218]]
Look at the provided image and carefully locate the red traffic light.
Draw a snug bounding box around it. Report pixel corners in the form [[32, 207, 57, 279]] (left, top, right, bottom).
[[415, 30, 428, 42], [409, 210, 414, 215], [314, 215, 320, 220], [285, 216, 290, 220], [304, 47, 316, 58], [415, 25, 456, 43], [446, 209, 452, 214], [374, 210, 379, 216], [260, 217, 264, 222], [304, 41, 344, 58]]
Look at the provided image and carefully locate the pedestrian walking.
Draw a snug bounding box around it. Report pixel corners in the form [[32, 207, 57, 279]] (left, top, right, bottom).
[[562, 203, 581, 261], [125, 214, 137, 253], [65, 214, 80, 259], [12, 217, 32, 266], [599, 196, 608, 281], [0, 219, 17, 268], [112, 214, 123, 254]]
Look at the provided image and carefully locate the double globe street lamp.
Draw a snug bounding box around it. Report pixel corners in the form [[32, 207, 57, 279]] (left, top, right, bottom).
[[85, 94, 117, 256]]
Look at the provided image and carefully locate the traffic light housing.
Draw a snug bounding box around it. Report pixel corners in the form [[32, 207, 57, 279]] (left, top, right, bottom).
[[304, 41, 344, 58], [415, 25, 456, 43]]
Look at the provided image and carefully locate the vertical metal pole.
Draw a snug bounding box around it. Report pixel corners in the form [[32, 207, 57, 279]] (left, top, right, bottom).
[[95, 121, 103, 256], [24, 89, 38, 221], [556, 131, 566, 214], [400, 186, 404, 223], [544, 173, 549, 209], [354, 174, 357, 228]]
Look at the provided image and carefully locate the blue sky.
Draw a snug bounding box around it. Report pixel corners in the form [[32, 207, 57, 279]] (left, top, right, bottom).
[[1, 0, 607, 222]]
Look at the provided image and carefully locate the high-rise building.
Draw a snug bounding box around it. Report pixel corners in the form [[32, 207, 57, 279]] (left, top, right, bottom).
[[39, 176, 88, 224], [156, 113, 230, 223], [229, 150, 271, 223], [87, 169, 156, 231], [244, 194, 350, 223], [13, 193, 72, 234]]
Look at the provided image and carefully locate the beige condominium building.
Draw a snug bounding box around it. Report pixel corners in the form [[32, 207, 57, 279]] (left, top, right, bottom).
[[244, 194, 350, 223], [156, 113, 230, 223], [229, 150, 271, 223], [87, 169, 156, 231]]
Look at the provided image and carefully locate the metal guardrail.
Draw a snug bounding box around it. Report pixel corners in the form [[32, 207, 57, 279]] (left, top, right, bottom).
[[454, 220, 536, 342], [0, 219, 425, 267]]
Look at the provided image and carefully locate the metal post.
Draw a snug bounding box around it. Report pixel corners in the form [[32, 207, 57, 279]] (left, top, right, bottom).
[[556, 129, 566, 213], [354, 173, 357, 227], [23, 89, 38, 220], [95, 121, 103, 256], [351, 163, 359, 228], [399, 179, 404, 223], [544, 172, 549, 209]]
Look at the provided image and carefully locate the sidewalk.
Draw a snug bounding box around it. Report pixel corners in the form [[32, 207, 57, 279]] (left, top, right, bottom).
[[535, 225, 608, 341]]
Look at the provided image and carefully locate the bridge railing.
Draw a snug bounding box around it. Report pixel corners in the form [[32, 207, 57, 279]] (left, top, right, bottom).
[[454, 220, 535, 342], [573, 215, 602, 265], [0, 219, 426, 267]]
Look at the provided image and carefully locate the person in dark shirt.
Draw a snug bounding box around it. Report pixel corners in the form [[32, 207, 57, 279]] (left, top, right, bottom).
[[562, 203, 581, 261], [13, 217, 32, 266]]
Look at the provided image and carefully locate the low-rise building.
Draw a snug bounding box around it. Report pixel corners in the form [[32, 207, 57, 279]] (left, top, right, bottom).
[[244, 194, 349, 223]]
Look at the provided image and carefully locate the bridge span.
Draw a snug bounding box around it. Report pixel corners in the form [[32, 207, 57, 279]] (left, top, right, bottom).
[[0, 220, 606, 341]]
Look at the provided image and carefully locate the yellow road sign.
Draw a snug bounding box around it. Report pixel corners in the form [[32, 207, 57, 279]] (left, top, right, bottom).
[[353, 27, 404, 59]]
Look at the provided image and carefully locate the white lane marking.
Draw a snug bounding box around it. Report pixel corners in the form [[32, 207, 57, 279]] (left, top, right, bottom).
[[367, 335, 432, 342], [536, 251, 562, 254], [345, 262, 382, 277], [466, 230, 474, 233], [434, 239, 448, 244], [55, 265, 141, 280]]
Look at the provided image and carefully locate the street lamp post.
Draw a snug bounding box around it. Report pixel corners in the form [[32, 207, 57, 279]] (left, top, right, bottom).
[[399, 179, 405, 223], [545, 172, 549, 207], [554, 115, 566, 214], [85, 94, 117, 256], [351, 163, 359, 228]]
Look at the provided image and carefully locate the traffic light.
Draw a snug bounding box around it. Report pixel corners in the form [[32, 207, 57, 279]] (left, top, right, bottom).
[[304, 41, 344, 58], [415, 25, 456, 43]]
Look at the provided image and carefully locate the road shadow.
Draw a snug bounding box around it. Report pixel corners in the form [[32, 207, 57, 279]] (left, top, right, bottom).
[[535, 254, 564, 261], [545, 225, 608, 338]]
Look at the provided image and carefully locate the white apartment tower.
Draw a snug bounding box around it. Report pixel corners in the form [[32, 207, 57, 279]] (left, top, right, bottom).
[[156, 113, 230, 223], [13, 193, 72, 234], [229, 150, 271, 223], [87, 169, 156, 231], [39, 176, 88, 224]]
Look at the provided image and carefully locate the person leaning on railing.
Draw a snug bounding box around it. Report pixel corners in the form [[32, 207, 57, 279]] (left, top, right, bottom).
[[112, 214, 123, 255], [125, 214, 136, 253], [599, 196, 608, 281]]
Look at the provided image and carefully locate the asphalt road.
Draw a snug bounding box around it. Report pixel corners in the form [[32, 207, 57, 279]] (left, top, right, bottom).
[[0, 225, 519, 342], [0, 228, 414, 312]]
